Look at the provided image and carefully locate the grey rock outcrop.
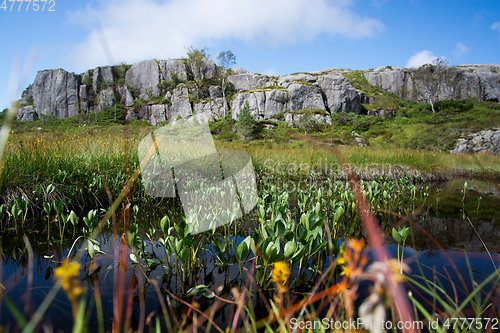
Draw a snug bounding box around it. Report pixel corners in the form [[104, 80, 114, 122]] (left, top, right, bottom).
[[116, 86, 134, 107], [287, 84, 326, 111], [228, 73, 276, 91], [125, 60, 161, 99], [169, 97, 192, 120], [209, 86, 223, 99], [95, 88, 117, 112], [19, 60, 500, 128], [93, 66, 114, 92], [198, 58, 218, 80], [284, 112, 332, 125], [137, 105, 168, 126], [159, 59, 187, 82], [317, 75, 361, 114], [17, 105, 37, 121], [173, 85, 189, 98], [364, 65, 500, 102], [31, 69, 80, 118], [231, 90, 289, 120], [278, 74, 317, 88], [79, 85, 90, 114], [264, 90, 288, 119], [231, 91, 266, 120], [367, 107, 396, 118], [450, 129, 500, 155], [194, 98, 227, 123], [230, 67, 249, 75]]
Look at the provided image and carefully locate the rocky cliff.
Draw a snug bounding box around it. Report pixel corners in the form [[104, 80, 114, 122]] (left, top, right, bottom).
[[364, 64, 500, 103], [16, 60, 500, 126]]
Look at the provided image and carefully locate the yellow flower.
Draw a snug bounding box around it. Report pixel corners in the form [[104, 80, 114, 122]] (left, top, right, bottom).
[[341, 265, 352, 277], [11, 130, 14, 134], [54, 260, 83, 302], [272, 261, 290, 285]]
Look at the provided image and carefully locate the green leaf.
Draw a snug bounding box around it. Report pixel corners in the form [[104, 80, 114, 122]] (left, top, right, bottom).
[[88, 240, 95, 258], [146, 258, 160, 269], [284, 241, 297, 257], [276, 221, 286, 237], [265, 241, 278, 261], [69, 211, 77, 225], [236, 240, 249, 261], [186, 284, 209, 295], [402, 227, 410, 241], [309, 213, 323, 230], [159, 216, 169, 235], [392, 228, 402, 244], [43, 202, 51, 215]]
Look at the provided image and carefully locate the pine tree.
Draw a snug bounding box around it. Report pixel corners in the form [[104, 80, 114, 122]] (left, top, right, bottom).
[[237, 101, 256, 139]]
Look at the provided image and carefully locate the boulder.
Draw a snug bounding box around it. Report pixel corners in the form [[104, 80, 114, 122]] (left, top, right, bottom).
[[31, 69, 80, 118], [125, 60, 161, 99], [158, 59, 187, 82], [137, 105, 167, 126], [317, 75, 361, 113], [17, 105, 38, 121], [231, 91, 266, 120], [209, 86, 223, 99], [359, 93, 375, 104], [278, 73, 317, 88], [149, 104, 167, 126], [173, 84, 189, 98], [199, 58, 218, 80], [283, 112, 332, 126], [125, 109, 138, 121], [95, 88, 116, 112], [450, 129, 500, 155], [287, 84, 326, 111], [193, 98, 227, 123], [230, 67, 249, 75], [228, 73, 275, 91], [92, 66, 114, 93], [116, 86, 135, 107], [367, 107, 396, 118], [364, 69, 408, 96], [169, 97, 192, 120], [264, 90, 288, 119]]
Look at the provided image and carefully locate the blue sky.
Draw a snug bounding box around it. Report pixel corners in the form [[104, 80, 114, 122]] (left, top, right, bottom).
[[1, 0, 500, 110]]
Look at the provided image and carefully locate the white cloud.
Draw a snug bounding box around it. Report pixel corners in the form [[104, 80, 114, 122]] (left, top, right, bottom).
[[261, 68, 277, 76], [454, 43, 470, 58], [492, 21, 500, 35], [453, 43, 470, 58], [405, 50, 438, 68], [65, 0, 385, 71]]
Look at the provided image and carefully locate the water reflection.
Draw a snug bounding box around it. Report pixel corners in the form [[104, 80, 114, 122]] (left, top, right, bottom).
[[0, 177, 499, 330]]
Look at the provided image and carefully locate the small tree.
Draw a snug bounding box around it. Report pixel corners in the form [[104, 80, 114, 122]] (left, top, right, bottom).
[[237, 101, 256, 139], [412, 57, 460, 113], [185, 47, 210, 98], [217, 51, 236, 118]]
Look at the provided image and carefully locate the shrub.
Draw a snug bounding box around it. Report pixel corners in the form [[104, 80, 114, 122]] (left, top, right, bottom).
[[434, 99, 474, 113]]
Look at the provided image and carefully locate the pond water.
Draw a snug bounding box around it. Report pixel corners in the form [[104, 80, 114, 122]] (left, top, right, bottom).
[[0, 177, 499, 331]]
